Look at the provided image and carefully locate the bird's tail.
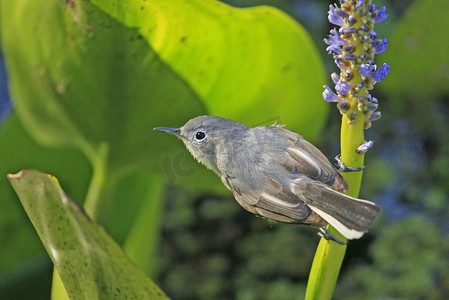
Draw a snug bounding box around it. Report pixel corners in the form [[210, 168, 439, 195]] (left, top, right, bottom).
[[294, 180, 381, 240]]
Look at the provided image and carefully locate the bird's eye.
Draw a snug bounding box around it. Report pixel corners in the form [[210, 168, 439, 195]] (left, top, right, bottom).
[[195, 131, 206, 141]]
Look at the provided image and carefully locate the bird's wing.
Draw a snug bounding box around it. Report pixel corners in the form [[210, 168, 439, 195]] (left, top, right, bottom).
[[279, 128, 348, 192], [254, 176, 327, 225], [224, 173, 324, 226]]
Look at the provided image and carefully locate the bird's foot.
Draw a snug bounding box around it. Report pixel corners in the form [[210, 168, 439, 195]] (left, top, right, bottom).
[[318, 227, 347, 245], [335, 154, 365, 173]]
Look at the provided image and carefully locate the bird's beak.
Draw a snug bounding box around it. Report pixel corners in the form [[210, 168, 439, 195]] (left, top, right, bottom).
[[153, 127, 181, 136]]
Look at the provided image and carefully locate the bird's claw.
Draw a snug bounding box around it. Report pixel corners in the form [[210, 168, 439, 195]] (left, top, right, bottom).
[[335, 154, 365, 173], [318, 227, 347, 245]]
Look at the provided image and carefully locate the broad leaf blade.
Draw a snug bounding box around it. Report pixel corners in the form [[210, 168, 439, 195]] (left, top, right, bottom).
[[1, 0, 205, 168], [8, 170, 169, 300], [92, 0, 328, 140], [1, 0, 328, 285], [1, 0, 207, 270]]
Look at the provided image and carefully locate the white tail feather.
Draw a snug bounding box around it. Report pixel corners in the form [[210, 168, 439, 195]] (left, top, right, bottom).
[[307, 205, 365, 240]]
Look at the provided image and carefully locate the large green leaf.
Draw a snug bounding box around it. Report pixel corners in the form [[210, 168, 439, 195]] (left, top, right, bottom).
[[91, 0, 328, 140], [1, 0, 206, 276], [1, 0, 205, 169], [1, 0, 328, 290], [8, 169, 169, 300]]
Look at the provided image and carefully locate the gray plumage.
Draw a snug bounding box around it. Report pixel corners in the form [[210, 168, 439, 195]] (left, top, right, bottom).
[[154, 115, 381, 240]]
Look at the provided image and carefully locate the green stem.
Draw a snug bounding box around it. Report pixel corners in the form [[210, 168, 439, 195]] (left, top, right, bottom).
[[340, 113, 365, 197], [83, 142, 109, 219], [305, 113, 365, 300], [123, 173, 165, 276]]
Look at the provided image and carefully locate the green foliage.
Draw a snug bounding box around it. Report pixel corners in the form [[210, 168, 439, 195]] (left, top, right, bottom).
[[380, 0, 449, 103], [1, 0, 327, 297], [1, 0, 205, 287], [91, 0, 327, 138], [8, 170, 168, 299], [0, 115, 90, 277], [336, 217, 449, 299]]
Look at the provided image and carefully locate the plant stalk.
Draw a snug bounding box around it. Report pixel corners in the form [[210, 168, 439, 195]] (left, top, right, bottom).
[[305, 113, 365, 299]]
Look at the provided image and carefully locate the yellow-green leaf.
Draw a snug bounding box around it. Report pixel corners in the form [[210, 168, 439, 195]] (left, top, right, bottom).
[[92, 0, 328, 140], [8, 170, 169, 300]]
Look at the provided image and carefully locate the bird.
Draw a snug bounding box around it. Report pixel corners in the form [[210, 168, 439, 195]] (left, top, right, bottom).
[[154, 115, 381, 242]]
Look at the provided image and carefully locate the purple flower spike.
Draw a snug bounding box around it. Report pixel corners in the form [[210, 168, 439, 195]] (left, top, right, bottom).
[[335, 80, 352, 95], [328, 5, 344, 26], [374, 38, 388, 54], [375, 6, 388, 23], [357, 140, 374, 153], [372, 63, 390, 82], [323, 1, 388, 126], [323, 85, 341, 103]]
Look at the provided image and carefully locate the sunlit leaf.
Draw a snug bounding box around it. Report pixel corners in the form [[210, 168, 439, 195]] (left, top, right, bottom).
[[1, 0, 328, 287], [1, 0, 205, 169], [1, 0, 206, 275], [92, 0, 328, 140]]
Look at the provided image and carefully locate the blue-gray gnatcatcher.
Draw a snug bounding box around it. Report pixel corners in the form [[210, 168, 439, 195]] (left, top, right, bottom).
[[155, 115, 381, 241]]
